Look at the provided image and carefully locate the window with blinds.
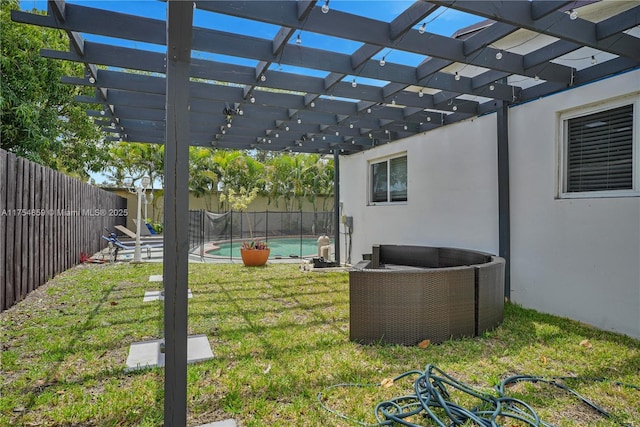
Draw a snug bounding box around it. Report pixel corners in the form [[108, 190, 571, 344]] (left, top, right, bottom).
[[370, 154, 407, 203], [566, 104, 634, 193]]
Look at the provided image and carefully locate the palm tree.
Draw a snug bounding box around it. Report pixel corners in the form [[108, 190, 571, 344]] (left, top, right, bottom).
[[214, 150, 265, 211], [189, 147, 220, 211]]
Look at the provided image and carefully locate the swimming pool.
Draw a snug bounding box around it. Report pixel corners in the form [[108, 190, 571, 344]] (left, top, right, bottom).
[[205, 237, 329, 259]]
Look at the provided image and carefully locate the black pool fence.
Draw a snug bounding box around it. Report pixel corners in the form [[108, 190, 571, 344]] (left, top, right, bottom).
[[188, 210, 334, 260]]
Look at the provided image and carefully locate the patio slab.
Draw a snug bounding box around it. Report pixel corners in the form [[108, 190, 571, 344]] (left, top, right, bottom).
[[125, 334, 213, 371], [143, 289, 193, 302], [196, 421, 237, 427]]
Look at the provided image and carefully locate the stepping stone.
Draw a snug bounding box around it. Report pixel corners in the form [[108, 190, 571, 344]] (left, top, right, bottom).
[[149, 275, 163, 282], [196, 421, 237, 427], [143, 289, 193, 302], [186, 334, 216, 363], [125, 334, 213, 371]]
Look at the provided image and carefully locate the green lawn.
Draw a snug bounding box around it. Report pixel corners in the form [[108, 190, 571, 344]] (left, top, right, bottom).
[[1, 263, 638, 426]]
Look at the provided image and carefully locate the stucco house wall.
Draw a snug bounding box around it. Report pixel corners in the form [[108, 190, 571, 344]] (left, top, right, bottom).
[[340, 112, 500, 259], [508, 71, 639, 339], [339, 69, 640, 339]]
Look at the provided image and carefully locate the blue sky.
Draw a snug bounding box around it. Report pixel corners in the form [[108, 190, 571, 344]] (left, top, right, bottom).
[[21, 0, 482, 75], [18, 1, 482, 183], [21, 0, 480, 27], [21, 1, 482, 48], [20, 1, 483, 86]]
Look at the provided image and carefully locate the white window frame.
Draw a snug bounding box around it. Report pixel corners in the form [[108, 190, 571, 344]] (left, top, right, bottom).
[[368, 152, 408, 205], [557, 96, 639, 199]]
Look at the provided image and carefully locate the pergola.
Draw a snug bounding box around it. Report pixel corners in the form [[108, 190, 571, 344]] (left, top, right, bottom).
[[12, 1, 640, 153], [12, 1, 640, 425]]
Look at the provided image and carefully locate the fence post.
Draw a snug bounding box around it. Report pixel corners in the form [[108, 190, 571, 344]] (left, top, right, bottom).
[[333, 150, 341, 264], [15, 157, 24, 303], [200, 209, 204, 260], [0, 150, 6, 311], [35, 165, 41, 281], [229, 210, 233, 261]]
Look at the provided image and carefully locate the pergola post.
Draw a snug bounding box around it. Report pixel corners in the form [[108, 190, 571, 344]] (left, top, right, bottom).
[[497, 100, 511, 300], [333, 150, 340, 265], [163, 1, 193, 426]]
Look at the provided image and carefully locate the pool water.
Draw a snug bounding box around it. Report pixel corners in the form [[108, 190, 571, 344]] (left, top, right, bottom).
[[206, 237, 328, 258]]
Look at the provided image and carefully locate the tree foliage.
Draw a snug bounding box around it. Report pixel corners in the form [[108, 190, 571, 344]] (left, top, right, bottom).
[[265, 154, 334, 211], [106, 144, 334, 212], [0, 1, 109, 178], [220, 186, 259, 238], [214, 150, 265, 194], [104, 142, 164, 188], [189, 147, 221, 210]]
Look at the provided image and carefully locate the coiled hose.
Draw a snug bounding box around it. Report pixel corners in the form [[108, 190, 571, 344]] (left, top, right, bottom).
[[317, 364, 639, 426]]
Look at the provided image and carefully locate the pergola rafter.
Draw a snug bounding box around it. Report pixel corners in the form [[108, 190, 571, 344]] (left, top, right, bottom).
[[11, 0, 640, 153], [431, 0, 640, 60]]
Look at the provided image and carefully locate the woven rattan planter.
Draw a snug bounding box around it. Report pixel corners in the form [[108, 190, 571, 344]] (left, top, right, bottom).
[[349, 245, 505, 345]]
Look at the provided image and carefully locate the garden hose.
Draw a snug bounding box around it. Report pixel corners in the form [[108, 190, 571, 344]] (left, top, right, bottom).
[[317, 364, 639, 426]]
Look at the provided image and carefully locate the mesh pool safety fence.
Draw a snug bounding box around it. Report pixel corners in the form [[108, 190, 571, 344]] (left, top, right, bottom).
[[188, 210, 334, 260]]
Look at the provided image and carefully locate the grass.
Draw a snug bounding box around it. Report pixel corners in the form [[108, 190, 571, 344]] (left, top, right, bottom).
[[1, 262, 639, 427]]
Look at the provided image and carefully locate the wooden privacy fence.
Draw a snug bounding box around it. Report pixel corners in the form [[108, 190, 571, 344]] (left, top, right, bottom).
[[0, 149, 127, 312]]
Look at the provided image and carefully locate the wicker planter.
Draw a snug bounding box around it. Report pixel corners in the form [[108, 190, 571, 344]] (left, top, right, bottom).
[[240, 248, 270, 266], [349, 245, 505, 345]]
